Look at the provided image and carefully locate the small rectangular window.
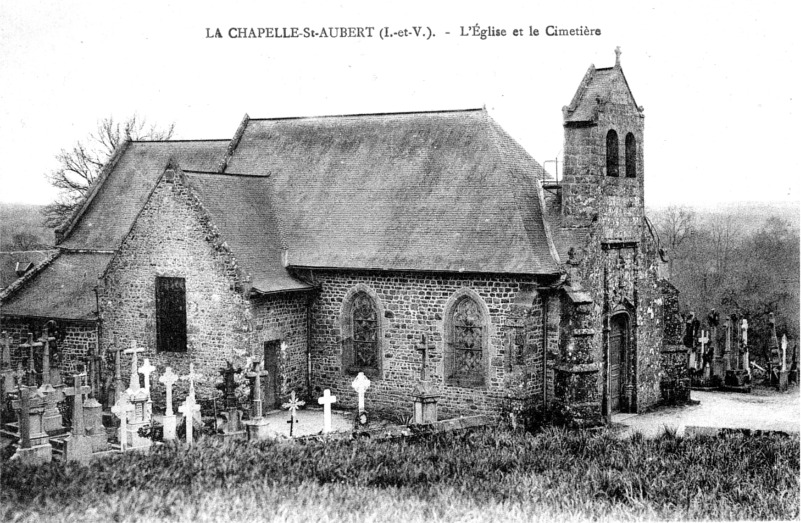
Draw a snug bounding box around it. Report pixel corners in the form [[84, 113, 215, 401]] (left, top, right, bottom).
[[156, 276, 187, 352]]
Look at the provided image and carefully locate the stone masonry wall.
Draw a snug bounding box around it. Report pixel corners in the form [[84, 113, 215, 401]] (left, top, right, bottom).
[[2, 318, 97, 380], [100, 173, 307, 407], [307, 270, 550, 419]]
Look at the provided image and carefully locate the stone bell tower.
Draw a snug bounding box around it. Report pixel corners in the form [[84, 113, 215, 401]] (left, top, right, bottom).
[[560, 47, 645, 241]]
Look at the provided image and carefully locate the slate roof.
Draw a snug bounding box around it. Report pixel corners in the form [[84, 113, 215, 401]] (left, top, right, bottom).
[[1, 252, 112, 320], [0, 250, 56, 290], [184, 171, 311, 293], [563, 65, 639, 124], [59, 140, 229, 250], [223, 109, 560, 275]]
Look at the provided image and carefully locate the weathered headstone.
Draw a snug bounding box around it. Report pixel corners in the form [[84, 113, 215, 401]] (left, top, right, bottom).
[[318, 389, 337, 434], [215, 361, 245, 438], [351, 372, 371, 413], [244, 363, 271, 440], [159, 366, 179, 441], [413, 335, 439, 424], [35, 327, 66, 435], [10, 386, 52, 465], [281, 391, 305, 437], [111, 392, 134, 451], [61, 373, 95, 462]]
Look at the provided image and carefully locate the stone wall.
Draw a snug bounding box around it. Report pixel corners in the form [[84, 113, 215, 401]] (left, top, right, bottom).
[[306, 270, 554, 419], [100, 173, 307, 406], [1, 318, 97, 379]]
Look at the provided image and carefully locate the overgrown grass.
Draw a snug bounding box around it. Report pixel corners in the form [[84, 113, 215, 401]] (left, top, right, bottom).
[[1, 427, 798, 522]]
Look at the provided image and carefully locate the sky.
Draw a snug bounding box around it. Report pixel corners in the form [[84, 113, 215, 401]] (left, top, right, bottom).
[[0, 1, 798, 209]]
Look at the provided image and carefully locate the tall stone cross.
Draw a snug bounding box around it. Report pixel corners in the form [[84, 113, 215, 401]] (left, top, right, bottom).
[[37, 328, 56, 387], [281, 391, 305, 437], [139, 358, 156, 396], [20, 333, 43, 386], [246, 363, 269, 419], [723, 318, 732, 371], [781, 335, 788, 372], [416, 334, 435, 381], [698, 330, 709, 372], [63, 373, 91, 437], [741, 318, 749, 347], [124, 340, 145, 393], [159, 367, 179, 416], [1, 331, 10, 367], [111, 393, 134, 451], [108, 343, 125, 404], [178, 389, 200, 445], [317, 389, 337, 434], [351, 372, 371, 413], [182, 363, 202, 396]]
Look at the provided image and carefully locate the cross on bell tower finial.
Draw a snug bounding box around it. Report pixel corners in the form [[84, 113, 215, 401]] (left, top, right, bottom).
[[614, 46, 621, 67]]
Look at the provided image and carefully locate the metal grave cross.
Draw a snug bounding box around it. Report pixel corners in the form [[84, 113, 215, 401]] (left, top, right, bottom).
[[159, 367, 179, 416], [63, 373, 92, 436], [111, 393, 134, 451], [317, 389, 337, 434], [178, 390, 201, 445], [138, 358, 156, 396], [124, 341, 145, 393], [351, 372, 371, 413], [282, 391, 306, 437]]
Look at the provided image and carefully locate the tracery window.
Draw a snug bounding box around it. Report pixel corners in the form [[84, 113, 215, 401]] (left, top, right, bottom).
[[351, 293, 378, 369], [606, 129, 619, 177], [446, 294, 487, 387], [625, 132, 637, 178]]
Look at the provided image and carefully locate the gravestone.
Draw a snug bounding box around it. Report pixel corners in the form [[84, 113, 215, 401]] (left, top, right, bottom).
[[36, 327, 66, 435], [179, 364, 202, 445], [124, 341, 151, 449], [318, 389, 337, 434], [215, 361, 245, 439], [244, 363, 271, 440], [107, 344, 126, 409], [111, 392, 135, 451], [61, 373, 95, 462], [10, 386, 52, 465], [768, 313, 782, 387], [777, 335, 790, 392], [281, 391, 305, 437], [138, 358, 156, 417], [412, 335, 439, 424], [19, 333, 43, 386], [159, 366, 179, 441], [723, 315, 751, 392]]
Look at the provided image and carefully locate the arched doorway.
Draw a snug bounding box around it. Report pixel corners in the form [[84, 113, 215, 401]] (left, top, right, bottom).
[[609, 313, 629, 412]]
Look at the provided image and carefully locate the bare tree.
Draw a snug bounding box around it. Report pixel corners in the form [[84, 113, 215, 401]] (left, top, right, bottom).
[[42, 115, 175, 228]]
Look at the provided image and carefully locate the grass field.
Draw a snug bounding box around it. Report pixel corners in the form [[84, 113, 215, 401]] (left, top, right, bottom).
[[1, 426, 798, 522]]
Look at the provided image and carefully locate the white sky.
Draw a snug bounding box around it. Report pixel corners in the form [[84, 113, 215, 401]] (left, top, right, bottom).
[[0, 1, 797, 208]]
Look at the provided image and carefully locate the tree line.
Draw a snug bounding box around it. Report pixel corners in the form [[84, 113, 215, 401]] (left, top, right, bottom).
[[652, 205, 800, 363]]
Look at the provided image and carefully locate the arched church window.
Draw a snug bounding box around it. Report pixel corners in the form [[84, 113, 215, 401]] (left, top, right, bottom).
[[606, 130, 619, 177], [625, 133, 637, 178], [341, 287, 382, 377], [445, 293, 487, 387], [351, 293, 378, 369]]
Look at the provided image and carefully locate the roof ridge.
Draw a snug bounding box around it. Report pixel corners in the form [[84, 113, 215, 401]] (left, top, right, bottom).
[[131, 138, 231, 143], [249, 107, 485, 122], [183, 169, 267, 178]]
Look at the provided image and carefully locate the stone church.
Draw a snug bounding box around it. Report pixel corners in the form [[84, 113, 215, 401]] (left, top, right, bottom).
[[1, 51, 677, 425]]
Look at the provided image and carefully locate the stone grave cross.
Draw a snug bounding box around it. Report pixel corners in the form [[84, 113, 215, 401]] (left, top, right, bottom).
[[2, 331, 10, 367], [741, 318, 749, 347], [19, 333, 43, 386], [741, 319, 750, 374], [159, 367, 179, 440], [351, 372, 371, 413], [246, 363, 269, 419], [178, 387, 201, 445], [37, 328, 56, 388], [318, 389, 337, 434], [281, 391, 305, 437], [698, 330, 710, 378], [111, 393, 134, 451], [139, 358, 156, 395], [416, 334, 435, 381], [63, 373, 91, 437], [182, 363, 202, 396], [124, 341, 145, 393], [108, 344, 125, 405], [782, 334, 788, 372]]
